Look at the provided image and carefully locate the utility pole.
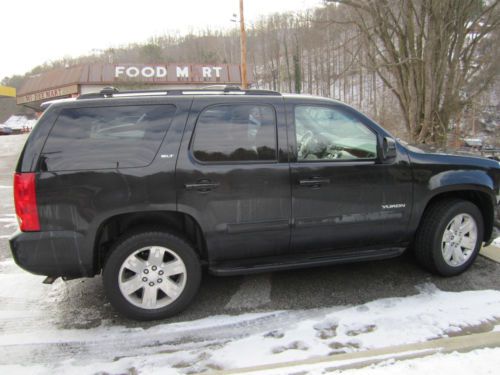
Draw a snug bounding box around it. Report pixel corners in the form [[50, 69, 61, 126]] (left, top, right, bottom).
[[239, 0, 248, 89], [472, 101, 476, 137]]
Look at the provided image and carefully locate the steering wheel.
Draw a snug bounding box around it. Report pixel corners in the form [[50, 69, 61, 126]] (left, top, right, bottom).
[[298, 130, 314, 159]]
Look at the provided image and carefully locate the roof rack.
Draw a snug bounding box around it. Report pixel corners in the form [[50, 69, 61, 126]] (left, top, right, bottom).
[[77, 86, 281, 100]]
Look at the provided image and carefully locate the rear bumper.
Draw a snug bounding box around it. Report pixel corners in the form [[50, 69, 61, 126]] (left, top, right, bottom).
[[9, 230, 91, 278]]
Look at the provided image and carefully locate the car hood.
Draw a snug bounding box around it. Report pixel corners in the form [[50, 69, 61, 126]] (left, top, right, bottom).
[[404, 143, 499, 170]]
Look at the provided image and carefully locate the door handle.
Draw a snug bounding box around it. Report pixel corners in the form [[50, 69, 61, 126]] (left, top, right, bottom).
[[299, 178, 330, 188], [185, 180, 220, 192]]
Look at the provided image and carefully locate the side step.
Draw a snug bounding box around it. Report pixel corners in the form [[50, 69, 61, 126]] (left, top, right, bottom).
[[42, 276, 58, 284], [209, 247, 406, 276]]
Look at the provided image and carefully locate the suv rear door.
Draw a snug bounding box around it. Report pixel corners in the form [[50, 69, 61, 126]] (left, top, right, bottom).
[[286, 97, 412, 254], [176, 96, 291, 264]]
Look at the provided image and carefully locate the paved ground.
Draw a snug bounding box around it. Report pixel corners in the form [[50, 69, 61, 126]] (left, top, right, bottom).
[[1, 133, 499, 331]]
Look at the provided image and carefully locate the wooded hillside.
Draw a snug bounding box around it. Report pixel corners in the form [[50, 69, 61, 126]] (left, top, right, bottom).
[[2, 0, 499, 145]]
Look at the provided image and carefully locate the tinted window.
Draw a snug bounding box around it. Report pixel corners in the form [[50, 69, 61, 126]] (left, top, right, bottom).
[[295, 106, 377, 161], [41, 105, 176, 171], [192, 104, 277, 162]]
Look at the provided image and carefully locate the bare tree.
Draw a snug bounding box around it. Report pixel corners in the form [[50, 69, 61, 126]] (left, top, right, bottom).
[[329, 0, 500, 144], [7, 1, 499, 145]]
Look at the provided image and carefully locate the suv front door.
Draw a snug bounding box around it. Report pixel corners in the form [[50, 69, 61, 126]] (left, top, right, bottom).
[[286, 98, 412, 254]]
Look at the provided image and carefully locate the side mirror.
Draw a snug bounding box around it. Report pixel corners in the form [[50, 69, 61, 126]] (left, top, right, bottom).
[[381, 136, 397, 160]]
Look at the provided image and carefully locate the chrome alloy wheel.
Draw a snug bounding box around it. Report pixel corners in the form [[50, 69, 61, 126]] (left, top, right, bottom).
[[441, 213, 478, 267], [118, 246, 187, 309]]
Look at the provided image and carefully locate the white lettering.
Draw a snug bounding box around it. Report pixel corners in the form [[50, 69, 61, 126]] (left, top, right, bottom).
[[142, 66, 155, 78], [176, 66, 189, 78], [156, 66, 167, 78], [382, 203, 406, 209], [126, 67, 140, 77], [202, 67, 212, 78], [115, 65, 169, 79], [213, 67, 222, 78], [115, 66, 125, 77]]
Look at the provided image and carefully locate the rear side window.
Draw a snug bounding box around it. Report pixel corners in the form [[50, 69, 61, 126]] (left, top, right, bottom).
[[41, 105, 176, 171], [191, 104, 277, 162]]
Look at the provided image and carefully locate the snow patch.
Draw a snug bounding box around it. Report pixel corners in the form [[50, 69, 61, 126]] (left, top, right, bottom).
[[493, 236, 500, 247], [257, 348, 500, 375], [210, 284, 500, 369], [1, 115, 37, 130], [322, 348, 500, 375], [1, 256, 500, 374]]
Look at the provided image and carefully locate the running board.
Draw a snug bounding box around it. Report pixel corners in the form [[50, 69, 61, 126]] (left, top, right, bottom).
[[209, 247, 406, 276], [42, 276, 58, 284]]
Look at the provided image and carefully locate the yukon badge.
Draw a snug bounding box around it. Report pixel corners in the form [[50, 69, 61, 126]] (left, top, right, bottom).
[[382, 203, 406, 209]]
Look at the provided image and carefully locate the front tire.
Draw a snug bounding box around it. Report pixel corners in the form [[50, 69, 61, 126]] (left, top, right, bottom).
[[414, 199, 483, 276], [103, 230, 201, 321]]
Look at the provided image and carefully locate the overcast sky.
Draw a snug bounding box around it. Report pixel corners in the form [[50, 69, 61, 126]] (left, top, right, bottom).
[[0, 0, 323, 79]]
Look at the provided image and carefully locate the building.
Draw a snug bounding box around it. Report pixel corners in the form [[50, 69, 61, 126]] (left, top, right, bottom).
[[0, 85, 16, 98], [17, 63, 251, 110]]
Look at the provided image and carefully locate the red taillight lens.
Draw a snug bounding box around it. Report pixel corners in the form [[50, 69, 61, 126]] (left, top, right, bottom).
[[14, 173, 40, 232]]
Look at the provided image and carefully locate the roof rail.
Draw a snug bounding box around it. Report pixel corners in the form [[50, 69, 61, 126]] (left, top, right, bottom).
[[77, 86, 281, 100], [101, 86, 119, 97]]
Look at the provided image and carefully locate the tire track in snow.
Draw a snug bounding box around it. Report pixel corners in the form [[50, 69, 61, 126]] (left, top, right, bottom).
[[0, 309, 327, 366]]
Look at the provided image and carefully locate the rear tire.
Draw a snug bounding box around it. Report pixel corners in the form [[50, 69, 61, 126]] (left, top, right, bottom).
[[414, 199, 483, 276], [103, 230, 201, 321]]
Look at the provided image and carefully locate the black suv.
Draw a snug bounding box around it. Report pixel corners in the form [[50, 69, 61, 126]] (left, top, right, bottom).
[[10, 87, 500, 320]]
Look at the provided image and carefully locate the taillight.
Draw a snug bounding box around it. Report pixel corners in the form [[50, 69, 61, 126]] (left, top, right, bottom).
[[14, 173, 40, 231]]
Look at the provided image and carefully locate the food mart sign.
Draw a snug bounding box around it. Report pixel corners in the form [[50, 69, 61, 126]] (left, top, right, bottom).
[[16, 63, 250, 106], [113, 64, 245, 83]]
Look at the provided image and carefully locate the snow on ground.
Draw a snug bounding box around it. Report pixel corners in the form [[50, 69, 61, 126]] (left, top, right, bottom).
[[262, 347, 500, 375], [1, 262, 499, 374], [494, 237, 500, 247], [0, 214, 17, 229], [0, 133, 29, 156], [0, 214, 16, 238], [1, 115, 36, 130], [343, 348, 500, 375], [209, 283, 500, 369]]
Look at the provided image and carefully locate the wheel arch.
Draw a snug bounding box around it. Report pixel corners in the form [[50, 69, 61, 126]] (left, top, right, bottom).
[[92, 210, 207, 275], [416, 185, 496, 244]]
